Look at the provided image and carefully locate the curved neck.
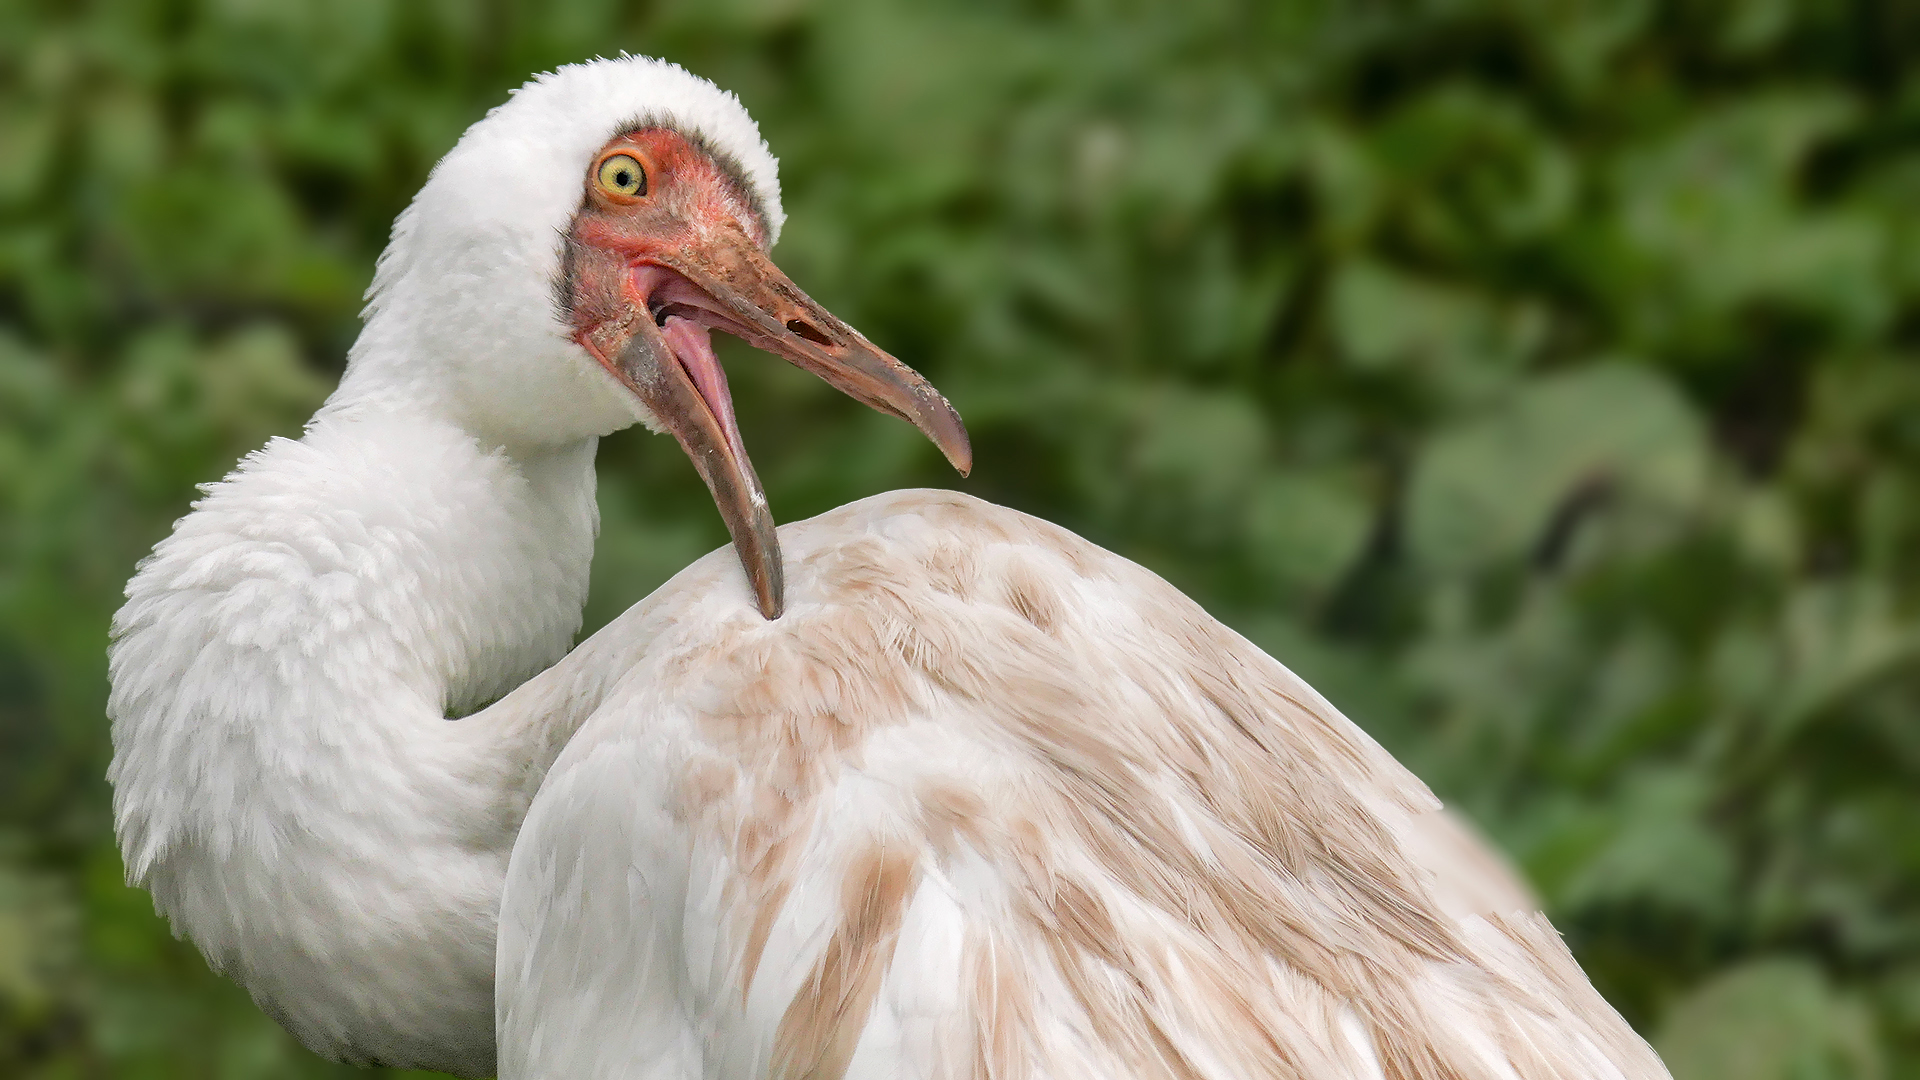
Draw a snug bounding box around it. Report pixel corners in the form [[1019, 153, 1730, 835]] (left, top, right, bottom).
[[106, 408, 607, 1075]]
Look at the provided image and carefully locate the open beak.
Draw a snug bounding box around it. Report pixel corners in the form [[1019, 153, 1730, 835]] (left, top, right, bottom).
[[577, 228, 970, 620]]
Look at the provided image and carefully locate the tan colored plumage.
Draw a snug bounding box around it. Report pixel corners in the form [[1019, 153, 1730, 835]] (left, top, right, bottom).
[[495, 489, 1667, 1080]]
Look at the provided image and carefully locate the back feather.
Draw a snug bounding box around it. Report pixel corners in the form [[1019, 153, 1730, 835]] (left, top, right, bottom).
[[501, 489, 1668, 1080]]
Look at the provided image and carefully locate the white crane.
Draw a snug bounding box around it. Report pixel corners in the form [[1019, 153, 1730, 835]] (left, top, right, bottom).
[[107, 56, 1668, 1080]]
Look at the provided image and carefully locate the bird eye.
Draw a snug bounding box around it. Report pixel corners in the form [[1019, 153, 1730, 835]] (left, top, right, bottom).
[[595, 153, 647, 199]]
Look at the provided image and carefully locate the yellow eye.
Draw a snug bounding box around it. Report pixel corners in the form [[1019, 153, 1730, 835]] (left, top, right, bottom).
[[596, 153, 647, 198]]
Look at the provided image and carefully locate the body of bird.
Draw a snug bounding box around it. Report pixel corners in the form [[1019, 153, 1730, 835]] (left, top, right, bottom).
[[106, 56, 1669, 1080], [497, 488, 1662, 1080]]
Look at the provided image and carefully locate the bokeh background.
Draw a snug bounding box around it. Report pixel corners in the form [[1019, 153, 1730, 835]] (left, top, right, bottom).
[[4, 0, 1919, 1076]]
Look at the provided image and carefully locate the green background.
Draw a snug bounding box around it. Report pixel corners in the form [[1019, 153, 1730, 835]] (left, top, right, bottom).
[[4, 0, 1919, 1076]]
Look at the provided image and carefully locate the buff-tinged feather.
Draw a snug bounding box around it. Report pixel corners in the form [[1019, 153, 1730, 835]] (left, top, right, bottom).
[[771, 844, 919, 1080], [512, 489, 1664, 1080]]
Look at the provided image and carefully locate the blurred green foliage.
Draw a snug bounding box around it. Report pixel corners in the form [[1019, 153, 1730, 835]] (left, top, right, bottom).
[[3, 0, 1919, 1076]]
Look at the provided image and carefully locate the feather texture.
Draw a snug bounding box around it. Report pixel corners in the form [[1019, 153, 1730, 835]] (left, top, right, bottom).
[[495, 489, 1667, 1080], [107, 415, 601, 1073]]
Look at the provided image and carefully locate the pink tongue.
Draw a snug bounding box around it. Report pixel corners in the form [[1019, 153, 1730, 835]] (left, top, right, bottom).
[[661, 315, 747, 462]]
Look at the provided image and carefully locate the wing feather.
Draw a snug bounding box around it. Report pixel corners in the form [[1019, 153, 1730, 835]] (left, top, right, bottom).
[[497, 490, 1667, 1080]]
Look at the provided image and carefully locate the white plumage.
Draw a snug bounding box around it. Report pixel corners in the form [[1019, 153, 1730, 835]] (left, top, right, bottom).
[[106, 56, 1670, 1080]]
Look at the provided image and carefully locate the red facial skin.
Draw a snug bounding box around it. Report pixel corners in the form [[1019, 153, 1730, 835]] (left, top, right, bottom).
[[558, 127, 969, 619], [570, 128, 770, 273], [564, 129, 767, 351]]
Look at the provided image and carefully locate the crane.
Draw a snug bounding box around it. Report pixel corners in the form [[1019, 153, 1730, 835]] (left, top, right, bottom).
[[107, 56, 1669, 1080]]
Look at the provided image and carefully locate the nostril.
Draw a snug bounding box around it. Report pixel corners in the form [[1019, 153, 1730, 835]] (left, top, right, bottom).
[[786, 319, 833, 347]]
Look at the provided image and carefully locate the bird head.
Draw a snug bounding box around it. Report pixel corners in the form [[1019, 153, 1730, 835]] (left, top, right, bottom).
[[348, 56, 969, 619], [559, 123, 972, 620]]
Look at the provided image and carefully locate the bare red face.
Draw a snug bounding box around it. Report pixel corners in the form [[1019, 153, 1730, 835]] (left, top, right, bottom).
[[562, 127, 970, 619]]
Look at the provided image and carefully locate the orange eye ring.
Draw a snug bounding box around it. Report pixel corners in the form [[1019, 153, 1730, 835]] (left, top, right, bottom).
[[593, 151, 648, 201]]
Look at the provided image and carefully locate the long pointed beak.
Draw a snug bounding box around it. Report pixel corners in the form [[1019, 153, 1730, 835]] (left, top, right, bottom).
[[581, 227, 970, 620], [650, 240, 972, 475]]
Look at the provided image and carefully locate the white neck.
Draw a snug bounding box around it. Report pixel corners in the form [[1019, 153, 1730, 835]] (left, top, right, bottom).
[[106, 401, 607, 1075]]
